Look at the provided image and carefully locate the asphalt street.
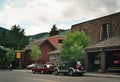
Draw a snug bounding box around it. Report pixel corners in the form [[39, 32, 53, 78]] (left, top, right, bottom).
[[0, 70, 120, 82]]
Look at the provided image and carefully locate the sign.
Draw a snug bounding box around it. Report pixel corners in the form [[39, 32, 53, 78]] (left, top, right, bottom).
[[16, 52, 21, 58]]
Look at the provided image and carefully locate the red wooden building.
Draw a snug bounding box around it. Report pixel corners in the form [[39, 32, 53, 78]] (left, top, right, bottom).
[[23, 35, 65, 67]]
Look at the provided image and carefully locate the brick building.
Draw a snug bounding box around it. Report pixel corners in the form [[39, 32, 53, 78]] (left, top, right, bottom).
[[71, 12, 120, 72]]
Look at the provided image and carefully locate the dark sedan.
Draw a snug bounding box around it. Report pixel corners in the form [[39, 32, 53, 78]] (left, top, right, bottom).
[[32, 64, 54, 74]]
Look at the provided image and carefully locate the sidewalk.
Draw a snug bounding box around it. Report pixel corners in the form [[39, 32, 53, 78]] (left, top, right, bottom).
[[85, 72, 120, 78], [13, 69, 120, 78]]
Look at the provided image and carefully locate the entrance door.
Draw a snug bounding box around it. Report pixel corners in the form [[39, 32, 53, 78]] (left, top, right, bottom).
[[88, 52, 100, 72]]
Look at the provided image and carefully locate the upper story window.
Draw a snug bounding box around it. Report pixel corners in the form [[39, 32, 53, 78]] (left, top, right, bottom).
[[100, 23, 112, 41], [58, 39, 63, 43]]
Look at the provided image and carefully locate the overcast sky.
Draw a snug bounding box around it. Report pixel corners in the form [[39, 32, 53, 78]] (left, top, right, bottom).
[[0, 0, 120, 35]]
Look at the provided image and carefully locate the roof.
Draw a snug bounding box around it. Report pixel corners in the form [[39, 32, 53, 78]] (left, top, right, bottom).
[[48, 50, 60, 55], [25, 35, 65, 50], [85, 36, 120, 50], [25, 38, 46, 50], [71, 12, 120, 28], [47, 35, 65, 49]]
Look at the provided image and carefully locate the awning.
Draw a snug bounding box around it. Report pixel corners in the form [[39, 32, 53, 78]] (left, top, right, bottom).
[[85, 36, 120, 52], [48, 50, 60, 55]]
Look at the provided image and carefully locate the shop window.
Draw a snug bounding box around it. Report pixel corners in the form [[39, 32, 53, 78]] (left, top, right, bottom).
[[50, 55, 57, 60], [94, 54, 100, 65], [113, 52, 120, 65]]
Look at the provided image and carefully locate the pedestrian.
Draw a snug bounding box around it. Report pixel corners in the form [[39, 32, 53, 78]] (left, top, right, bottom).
[[9, 64, 12, 70]]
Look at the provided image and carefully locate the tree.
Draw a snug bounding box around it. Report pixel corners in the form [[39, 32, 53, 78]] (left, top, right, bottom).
[[6, 49, 15, 63], [5, 25, 29, 50], [30, 46, 41, 62], [0, 28, 9, 46], [0, 48, 7, 68], [49, 24, 59, 36], [60, 31, 89, 61]]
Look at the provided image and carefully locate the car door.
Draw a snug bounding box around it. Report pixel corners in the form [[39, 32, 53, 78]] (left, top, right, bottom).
[[59, 63, 68, 73]]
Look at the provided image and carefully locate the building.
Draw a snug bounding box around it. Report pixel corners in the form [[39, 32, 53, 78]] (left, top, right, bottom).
[[71, 12, 120, 72], [24, 35, 65, 66]]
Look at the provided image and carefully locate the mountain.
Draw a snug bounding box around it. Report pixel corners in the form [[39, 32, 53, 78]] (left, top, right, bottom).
[[0, 26, 70, 42], [0, 27, 9, 33], [0, 27, 9, 38], [29, 29, 70, 41]]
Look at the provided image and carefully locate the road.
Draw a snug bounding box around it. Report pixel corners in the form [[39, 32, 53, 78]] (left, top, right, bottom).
[[0, 70, 119, 82]]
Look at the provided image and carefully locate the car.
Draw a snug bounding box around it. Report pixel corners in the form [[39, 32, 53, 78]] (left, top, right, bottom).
[[26, 63, 39, 69], [32, 64, 54, 74], [54, 61, 87, 76]]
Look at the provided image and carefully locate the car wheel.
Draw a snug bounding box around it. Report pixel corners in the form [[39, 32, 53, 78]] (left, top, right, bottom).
[[54, 70, 59, 75], [32, 70, 35, 73], [41, 70, 44, 74], [68, 70, 74, 76]]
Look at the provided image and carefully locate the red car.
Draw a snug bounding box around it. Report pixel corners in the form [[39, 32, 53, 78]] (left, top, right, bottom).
[[32, 64, 54, 74]]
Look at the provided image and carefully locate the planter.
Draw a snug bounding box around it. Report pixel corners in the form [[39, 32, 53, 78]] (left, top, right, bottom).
[[98, 68, 104, 73]]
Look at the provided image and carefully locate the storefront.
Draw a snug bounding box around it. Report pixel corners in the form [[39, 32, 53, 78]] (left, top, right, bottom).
[[85, 36, 120, 73]]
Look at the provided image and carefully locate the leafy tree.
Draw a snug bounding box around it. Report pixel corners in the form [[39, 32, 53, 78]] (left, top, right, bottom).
[[0, 28, 9, 46], [5, 25, 29, 50], [49, 24, 59, 36], [6, 49, 15, 63], [60, 31, 89, 61], [0, 48, 7, 68], [30, 46, 41, 62]]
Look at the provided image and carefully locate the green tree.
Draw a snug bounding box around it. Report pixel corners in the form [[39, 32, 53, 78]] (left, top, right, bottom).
[[60, 31, 89, 61], [49, 24, 59, 36], [5, 25, 29, 50], [30, 46, 41, 62], [6, 49, 15, 63], [0, 28, 9, 46], [0, 48, 7, 68]]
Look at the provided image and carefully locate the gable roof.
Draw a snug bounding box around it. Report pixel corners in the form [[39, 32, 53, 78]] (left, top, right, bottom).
[[25, 35, 65, 50], [47, 35, 65, 49], [85, 36, 120, 50], [25, 38, 46, 50]]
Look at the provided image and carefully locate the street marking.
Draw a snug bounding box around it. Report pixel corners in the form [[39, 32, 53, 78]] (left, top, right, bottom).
[[11, 75, 60, 82]]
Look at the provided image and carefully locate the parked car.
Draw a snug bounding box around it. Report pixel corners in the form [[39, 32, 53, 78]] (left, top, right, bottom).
[[26, 63, 39, 69], [54, 61, 87, 76], [32, 64, 54, 74]]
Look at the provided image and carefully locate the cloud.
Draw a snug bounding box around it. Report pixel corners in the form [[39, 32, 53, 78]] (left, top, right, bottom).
[[0, 0, 119, 35]]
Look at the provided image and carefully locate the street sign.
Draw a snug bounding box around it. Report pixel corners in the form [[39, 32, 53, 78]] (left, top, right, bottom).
[[16, 52, 21, 58]]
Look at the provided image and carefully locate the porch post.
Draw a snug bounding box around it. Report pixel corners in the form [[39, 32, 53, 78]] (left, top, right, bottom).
[[85, 51, 88, 69], [100, 50, 105, 72]]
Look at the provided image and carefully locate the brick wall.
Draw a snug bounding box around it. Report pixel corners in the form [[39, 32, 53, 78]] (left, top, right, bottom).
[[71, 12, 120, 46]]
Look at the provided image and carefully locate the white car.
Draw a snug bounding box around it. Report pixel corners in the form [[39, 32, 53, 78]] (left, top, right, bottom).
[[26, 63, 39, 69]]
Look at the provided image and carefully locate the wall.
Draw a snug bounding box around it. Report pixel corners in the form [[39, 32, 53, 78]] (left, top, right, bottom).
[[71, 12, 120, 45], [39, 41, 56, 63]]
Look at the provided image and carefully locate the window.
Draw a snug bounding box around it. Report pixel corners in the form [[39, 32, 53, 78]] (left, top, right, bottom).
[[94, 54, 100, 65], [100, 23, 112, 40], [50, 55, 57, 60], [58, 39, 63, 43]]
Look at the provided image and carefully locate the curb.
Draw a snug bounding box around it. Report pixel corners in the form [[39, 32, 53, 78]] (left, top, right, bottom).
[[85, 73, 120, 79], [13, 69, 120, 78]]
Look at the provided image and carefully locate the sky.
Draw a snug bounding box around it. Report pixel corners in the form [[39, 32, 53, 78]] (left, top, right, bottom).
[[0, 0, 120, 35]]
